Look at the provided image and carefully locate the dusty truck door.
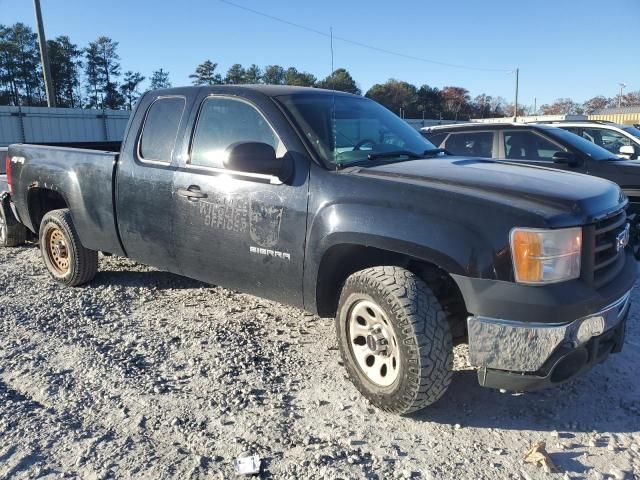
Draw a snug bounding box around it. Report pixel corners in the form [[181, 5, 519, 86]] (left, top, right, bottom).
[[116, 93, 190, 273], [171, 92, 310, 307]]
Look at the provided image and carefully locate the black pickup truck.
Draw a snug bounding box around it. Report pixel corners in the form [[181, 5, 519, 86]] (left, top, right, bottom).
[[4, 86, 636, 414]]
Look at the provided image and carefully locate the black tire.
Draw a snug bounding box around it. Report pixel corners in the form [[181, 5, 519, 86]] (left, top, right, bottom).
[[0, 203, 27, 247], [336, 266, 453, 414], [39, 209, 98, 286]]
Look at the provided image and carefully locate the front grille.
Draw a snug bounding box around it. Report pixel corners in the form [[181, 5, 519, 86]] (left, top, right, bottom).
[[585, 209, 628, 289]]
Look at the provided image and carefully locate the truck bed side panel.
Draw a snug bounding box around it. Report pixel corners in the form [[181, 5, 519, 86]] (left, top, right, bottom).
[[9, 144, 124, 256]]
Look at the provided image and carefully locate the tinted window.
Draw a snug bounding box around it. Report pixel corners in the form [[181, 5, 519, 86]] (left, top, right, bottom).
[[623, 126, 640, 139], [424, 132, 448, 147], [190, 97, 282, 169], [545, 127, 616, 161], [139, 97, 185, 162], [581, 128, 631, 154], [503, 130, 561, 161], [444, 131, 493, 157]]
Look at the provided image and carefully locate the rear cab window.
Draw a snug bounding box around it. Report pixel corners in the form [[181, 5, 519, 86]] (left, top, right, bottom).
[[444, 131, 494, 157], [138, 96, 186, 163]]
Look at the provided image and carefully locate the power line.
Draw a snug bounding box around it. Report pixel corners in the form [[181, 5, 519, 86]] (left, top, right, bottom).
[[219, 0, 514, 73]]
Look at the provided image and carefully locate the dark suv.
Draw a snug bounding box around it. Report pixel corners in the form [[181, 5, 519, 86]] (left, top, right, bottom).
[[422, 122, 640, 257]]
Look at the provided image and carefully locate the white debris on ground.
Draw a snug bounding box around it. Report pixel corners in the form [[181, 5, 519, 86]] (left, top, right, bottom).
[[0, 246, 639, 479]]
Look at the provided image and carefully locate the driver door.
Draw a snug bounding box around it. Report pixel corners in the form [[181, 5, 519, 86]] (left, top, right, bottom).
[[171, 94, 310, 306]]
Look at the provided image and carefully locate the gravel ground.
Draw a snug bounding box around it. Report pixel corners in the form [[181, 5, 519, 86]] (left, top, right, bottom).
[[1, 245, 639, 480]]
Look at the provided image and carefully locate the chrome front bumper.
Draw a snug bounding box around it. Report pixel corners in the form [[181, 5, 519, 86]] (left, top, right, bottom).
[[467, 290, 631, 372]]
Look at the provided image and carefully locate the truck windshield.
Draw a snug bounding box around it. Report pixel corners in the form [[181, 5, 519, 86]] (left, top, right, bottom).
[[276, 93, 438, 167]]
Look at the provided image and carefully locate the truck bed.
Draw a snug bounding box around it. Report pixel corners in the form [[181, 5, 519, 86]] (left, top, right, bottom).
[[8, 143, 125, 256], [27, 141, 122, 152]]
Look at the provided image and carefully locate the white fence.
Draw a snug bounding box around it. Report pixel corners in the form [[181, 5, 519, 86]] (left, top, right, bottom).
[[0, 106, 130, 147], [0, 106, 468, 147], [404, 118, 469, 131]]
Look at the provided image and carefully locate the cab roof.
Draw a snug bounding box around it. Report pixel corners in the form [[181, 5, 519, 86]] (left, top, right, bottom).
[[147, 84, 359, 98]]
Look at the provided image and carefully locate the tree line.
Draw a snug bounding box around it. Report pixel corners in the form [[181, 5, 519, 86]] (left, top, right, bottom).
[[1, 22, 639, 119], [0, 23, 169, 109]]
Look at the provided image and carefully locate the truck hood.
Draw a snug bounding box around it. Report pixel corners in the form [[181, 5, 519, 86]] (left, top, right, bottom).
[[348, 157, 624, 226]]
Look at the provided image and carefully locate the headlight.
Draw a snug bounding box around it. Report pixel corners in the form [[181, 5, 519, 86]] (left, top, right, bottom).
[[510, 227, 582, 284]]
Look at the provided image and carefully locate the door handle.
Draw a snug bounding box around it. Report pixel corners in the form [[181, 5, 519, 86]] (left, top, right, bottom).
[[177, 186, 208, 199]]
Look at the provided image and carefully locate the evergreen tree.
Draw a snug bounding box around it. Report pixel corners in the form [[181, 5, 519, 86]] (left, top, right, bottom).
[[84, 41, 101, 108], [120, 71, 145, 110], [48, 36, 82, 108], [262, 65, 285, 85], [244, 64, 262, 84], [149, 68, 171, 89], [225, 63, 246, 84], [284, 67, 316, 87], [0, 23, 43, 106], [189, 60, 222, 85], [366, 79, 417, 116], [317, 68, 360, 95], [85, 36, 123, 109]]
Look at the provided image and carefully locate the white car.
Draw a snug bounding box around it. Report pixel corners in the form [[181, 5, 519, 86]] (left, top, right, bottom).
[[537, 121, 640, 160]]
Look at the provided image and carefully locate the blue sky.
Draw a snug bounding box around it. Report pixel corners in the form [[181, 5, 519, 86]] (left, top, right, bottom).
[[2, 0, 639, 107]]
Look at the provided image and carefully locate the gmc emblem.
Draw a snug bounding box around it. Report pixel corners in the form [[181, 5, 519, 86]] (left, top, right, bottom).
[[616, 224, 630, 252]]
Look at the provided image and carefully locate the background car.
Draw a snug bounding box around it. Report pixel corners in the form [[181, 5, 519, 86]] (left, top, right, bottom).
[[535, 121, 640, 160]]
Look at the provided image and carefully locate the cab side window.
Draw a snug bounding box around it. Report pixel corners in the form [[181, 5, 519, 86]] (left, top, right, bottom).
[[139, 97, 186, 163], [503, 130, 561, 161], [190, 97, 284, 169], [444, 131, 494, 158]]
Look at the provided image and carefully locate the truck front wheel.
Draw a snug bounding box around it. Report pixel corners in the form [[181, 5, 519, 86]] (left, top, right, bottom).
[[336, 266, 453, 414], [39, 209, 98, 287]]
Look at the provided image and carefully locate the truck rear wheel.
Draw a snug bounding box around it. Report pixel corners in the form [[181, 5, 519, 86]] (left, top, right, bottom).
[[39, 209, 98, 286], [0, 203, 27, 247], [336, 266, 453, 414]]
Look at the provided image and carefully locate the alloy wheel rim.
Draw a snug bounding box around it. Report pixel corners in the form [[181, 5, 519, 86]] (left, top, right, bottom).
[[347, 299, 400, 387]]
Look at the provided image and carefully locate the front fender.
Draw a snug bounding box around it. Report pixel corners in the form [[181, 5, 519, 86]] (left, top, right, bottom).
[[303, 202, 503, 311]]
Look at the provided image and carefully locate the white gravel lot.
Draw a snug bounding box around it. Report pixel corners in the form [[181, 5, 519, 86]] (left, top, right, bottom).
[[1, 245, 639, 480]]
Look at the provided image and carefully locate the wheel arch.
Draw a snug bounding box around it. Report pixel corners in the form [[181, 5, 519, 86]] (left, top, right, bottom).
[[26, 187, 70, 234], [312, 241, 469, 341]]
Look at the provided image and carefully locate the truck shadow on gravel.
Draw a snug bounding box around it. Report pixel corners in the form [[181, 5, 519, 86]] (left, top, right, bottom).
[[410, 367, 640, 434], [93, 269, 210, 290]]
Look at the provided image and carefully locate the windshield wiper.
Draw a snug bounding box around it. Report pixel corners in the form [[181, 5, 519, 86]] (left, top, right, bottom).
[[423, 148, 448, 156], [367, 148, 447, 161], [367, 150, 422, 160]]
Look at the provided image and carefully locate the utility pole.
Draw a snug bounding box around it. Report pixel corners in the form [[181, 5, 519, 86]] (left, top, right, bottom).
[[514, 68, 519, 122], [33, 0, 56, 107], [618, 83, 627, 108], [533, 97, 537, 116]]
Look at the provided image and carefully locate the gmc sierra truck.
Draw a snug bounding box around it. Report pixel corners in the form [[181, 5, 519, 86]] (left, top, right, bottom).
[[3, 86, 636, 414]]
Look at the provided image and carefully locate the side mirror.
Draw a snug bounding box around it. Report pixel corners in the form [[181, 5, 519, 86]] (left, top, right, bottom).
[[552, 151, 582, 167], [224, 142, 292, 182], [619, 145, 636, 159]]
